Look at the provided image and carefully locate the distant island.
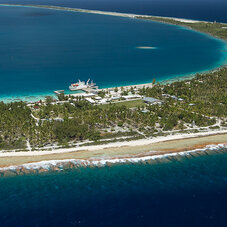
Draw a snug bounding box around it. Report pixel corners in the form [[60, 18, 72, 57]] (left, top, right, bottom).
[[0, 4, 226, 176], [1, 3, 227, 41]]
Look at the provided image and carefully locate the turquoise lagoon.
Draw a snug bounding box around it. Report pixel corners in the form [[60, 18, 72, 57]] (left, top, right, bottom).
[[0, 5, 226, 102]]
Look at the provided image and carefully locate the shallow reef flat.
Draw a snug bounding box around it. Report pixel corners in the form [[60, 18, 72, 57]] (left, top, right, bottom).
[[0, 133, 226, 177]]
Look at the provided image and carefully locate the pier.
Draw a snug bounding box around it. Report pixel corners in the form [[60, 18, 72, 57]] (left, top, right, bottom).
[[54, 82, 154, 96], [72, 82, 154, 94], [54, 90, 65, 95], [80, 86, 99, 93]]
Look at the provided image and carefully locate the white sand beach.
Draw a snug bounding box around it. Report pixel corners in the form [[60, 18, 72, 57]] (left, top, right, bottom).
[[0, 4, 205, 24], [0, 130, 226, 158]]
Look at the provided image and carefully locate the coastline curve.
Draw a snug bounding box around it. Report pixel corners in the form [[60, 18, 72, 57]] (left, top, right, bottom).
[[0, 4, 226, 102]]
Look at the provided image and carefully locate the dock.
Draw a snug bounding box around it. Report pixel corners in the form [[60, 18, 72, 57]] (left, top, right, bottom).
[[54, 82, 154, 97], [50, 81, 157, 106], [54, 90, 65, 95], [77, 83, 153, 93], [80, 86, 99, 93]]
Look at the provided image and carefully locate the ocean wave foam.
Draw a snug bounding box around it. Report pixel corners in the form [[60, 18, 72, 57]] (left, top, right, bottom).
[[0, 144, 226, 172]]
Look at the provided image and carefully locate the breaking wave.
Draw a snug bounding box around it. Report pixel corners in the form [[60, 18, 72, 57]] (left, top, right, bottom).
[[0, 144, 226, 176]]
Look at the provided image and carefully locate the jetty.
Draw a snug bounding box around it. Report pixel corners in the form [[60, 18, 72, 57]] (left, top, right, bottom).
[[53, 82, 154, 96], [80, 86, 99, 93], [54, 90, 65, 95]]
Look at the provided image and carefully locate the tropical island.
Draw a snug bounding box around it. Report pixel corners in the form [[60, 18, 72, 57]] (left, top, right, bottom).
[[0, 4, 226, 175], [0, 66, 226, 175]]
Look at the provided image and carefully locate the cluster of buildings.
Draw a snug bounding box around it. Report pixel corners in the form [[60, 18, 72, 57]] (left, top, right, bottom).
[[27, 87, 166, 109], [161, 94, 184, 101], [68, 86, 165, 106], [81, 93, 142, 105], [27, 81, 187, 109]]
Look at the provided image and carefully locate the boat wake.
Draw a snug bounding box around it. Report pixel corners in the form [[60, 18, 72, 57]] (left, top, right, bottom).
[[136, 46, 157, 49]]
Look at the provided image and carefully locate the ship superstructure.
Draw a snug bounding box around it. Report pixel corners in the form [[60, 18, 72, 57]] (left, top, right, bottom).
[[69, 79, 96, 91]]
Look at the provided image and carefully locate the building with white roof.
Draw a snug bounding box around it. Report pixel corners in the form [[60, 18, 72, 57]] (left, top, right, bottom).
[[143, 97, 164, 105], [85, 98, 96, 104]]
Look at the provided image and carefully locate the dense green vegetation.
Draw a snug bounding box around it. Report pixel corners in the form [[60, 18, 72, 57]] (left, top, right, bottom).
[[136, 16, 227, 41], [140, 68, 227, 117], [0, 6, 226, 150], [100, 100, 145, 109], [0, 102, 33, 149], [0, 68, 226, 150]]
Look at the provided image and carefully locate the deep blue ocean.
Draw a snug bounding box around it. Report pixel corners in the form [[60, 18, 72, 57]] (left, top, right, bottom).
[[0, 2, 226, 101], [0, 150, 227, 226], [0, 1, 226, 226]]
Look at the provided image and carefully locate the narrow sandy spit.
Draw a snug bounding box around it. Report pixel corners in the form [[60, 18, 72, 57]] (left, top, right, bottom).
[[0, 4, 209, 24]]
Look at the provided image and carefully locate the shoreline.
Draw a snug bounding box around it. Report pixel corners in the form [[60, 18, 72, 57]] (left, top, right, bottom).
[[0, 131, 226, 173], [0, 4, 226, 102], [0, 141, 226, 177], [0, 64, 225, 103], [1, 130, 227, 158], [0, 4, 226, 174], [0, 65, 226, 103], [0, 4, 218, 24]]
